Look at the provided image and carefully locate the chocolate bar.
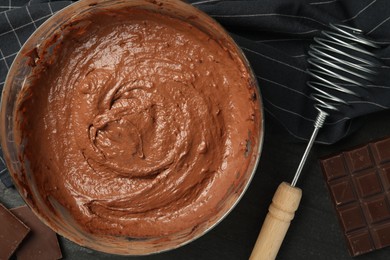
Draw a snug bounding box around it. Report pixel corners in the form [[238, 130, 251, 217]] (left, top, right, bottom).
[[0, 203, 30, 259], [320, 136, 390, 256], [11, 205, 62, 260]]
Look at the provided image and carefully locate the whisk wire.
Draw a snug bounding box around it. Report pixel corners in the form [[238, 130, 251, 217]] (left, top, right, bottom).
[[310, 84, 349, 107], [329, 23, 380, 48], [309, 45, 378, 75], [290, 23, 380, 187], [321, 32, 377, 56], [308, 64, 363, 91]]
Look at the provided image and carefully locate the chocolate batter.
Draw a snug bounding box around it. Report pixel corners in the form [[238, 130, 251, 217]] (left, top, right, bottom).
[[16, 8, 260, 238]]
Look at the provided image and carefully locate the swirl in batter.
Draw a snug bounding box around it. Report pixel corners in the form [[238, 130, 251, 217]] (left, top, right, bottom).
[[17, 8, 260, 238]]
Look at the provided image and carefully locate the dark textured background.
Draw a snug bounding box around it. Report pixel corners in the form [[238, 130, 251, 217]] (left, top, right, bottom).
[[1, 0, 390, 259]]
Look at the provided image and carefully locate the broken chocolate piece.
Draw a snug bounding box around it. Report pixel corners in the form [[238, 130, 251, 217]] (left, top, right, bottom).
[[320, 136, 390, 256], [11, 205, 62, 260], [0, 203, 30, 260]]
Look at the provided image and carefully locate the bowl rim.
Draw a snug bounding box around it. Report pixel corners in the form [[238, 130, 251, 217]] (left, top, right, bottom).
[[0, 0, 265, 255]]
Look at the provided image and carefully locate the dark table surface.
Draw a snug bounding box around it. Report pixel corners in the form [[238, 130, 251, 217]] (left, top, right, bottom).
[[1, 109, 390, 260]]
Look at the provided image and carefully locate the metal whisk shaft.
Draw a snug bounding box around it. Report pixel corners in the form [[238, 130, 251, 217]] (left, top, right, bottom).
[[251, 23, 381, 260], [290, 23, 380, 187]]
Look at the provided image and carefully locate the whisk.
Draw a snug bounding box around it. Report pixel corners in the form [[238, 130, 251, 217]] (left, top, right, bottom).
[[250, 24, 380, 260]]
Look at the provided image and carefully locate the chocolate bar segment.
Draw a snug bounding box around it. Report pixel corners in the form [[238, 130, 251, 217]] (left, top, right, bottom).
[[320, 136, 390, 256], [346, 230, 374, 256], [11, 205, 62, 260], [0, 203, 30, 259]]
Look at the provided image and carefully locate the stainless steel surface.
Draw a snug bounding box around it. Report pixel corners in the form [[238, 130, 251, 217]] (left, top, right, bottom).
[[291, 23, 380, 187]]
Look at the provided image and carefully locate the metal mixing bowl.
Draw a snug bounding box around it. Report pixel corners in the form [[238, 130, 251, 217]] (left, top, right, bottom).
[[0, 0, 263, 255]]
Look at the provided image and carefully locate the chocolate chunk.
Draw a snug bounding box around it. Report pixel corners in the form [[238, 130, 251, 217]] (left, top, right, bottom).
[[11, 206, 62, 260], [0, 203, 30, 259], [320, 136, 390, 256]]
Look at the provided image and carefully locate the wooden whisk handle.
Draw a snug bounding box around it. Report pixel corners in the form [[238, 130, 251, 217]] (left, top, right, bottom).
[[249, 182, 302, 260]]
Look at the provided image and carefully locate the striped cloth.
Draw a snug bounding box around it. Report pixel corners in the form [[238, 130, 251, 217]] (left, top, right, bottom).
[[1, 0, 390, 187]]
